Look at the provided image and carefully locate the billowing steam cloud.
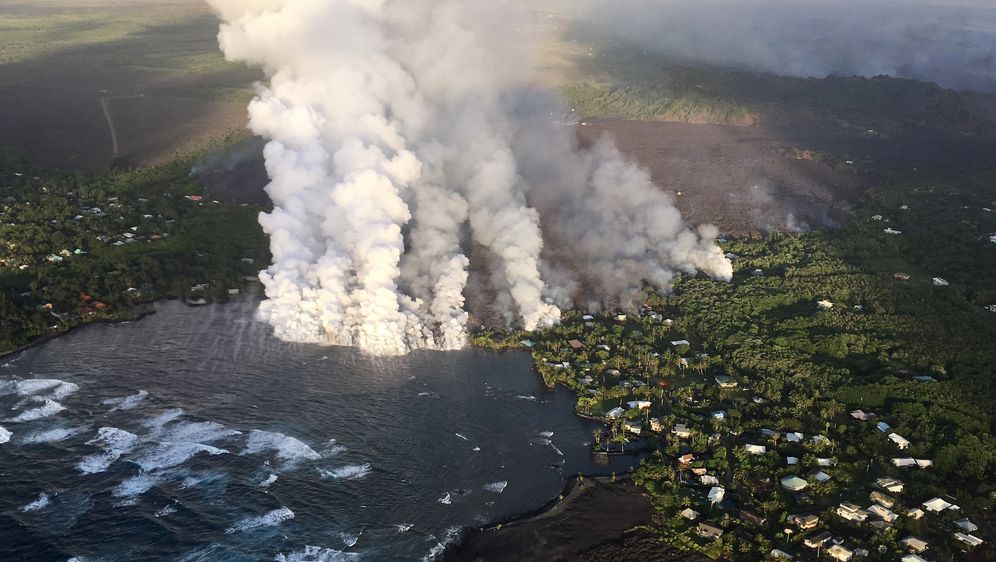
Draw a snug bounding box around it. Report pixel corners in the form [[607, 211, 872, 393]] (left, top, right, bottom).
[[206, 0, 732, 356], [577, 0, 996, 94]]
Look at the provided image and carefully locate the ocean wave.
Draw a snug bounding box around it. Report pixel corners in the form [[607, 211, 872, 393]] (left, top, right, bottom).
[[21, 492, 52, 512], [339, 529, 362, 547], [454, 433, 469, 441], [538, 431, 554, 438], [77, 428, 140, 474], [21, 426, 84, 444], [225, 507, 295, 534], [131, 442, 228, 471], [394, 523, 414, 533], [245, 430, 322, 465], [102, 391, 148, 412], [142, 409, 185, 432], [318, 463, 371, 481], [515, 395, 537, 401], [436, 492, 451, 505], [155, 503, 178, 518], [151, 420, 241, 445], [6, 399, 66, 423], [483, 480, 507, 494], [423, 527, 460, 561], [259, 473, 279, 488], [0, 426, 10, 444], [321, 440, 347, 457], [274, 545, 360, 562], [113, 474, 160, 498]]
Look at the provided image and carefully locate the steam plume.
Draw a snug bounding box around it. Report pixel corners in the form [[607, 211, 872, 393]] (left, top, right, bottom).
[[207, 0, 732, 356]]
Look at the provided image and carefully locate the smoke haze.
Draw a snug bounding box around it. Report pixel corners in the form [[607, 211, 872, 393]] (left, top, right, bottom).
[[577, 0, 996, 94], [205, 0, 732, 356]]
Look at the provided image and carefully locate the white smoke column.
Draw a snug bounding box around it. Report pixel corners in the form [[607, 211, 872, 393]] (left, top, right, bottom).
[[207, 0, 731, 355]]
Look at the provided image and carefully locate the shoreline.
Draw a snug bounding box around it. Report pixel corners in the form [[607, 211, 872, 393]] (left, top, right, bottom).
[[0, 303, 158, 363]]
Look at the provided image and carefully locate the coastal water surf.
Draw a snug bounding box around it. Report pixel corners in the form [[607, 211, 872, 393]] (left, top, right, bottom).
[[0, 301, 637, 561]]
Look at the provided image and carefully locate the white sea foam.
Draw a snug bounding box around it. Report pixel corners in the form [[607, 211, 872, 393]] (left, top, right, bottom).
[[113, 474, 160, 498], [483, 480, 508, 494], [1, 379, 60, 396], [225, 507, 294, 534], [454, 433, 469, 441], [321, 440, 347, 457], [77, 427, 140, 474], [102, 391, 148, 411], [318, 464, 371, 481], [21, 492, 52, 512], [0, 426, 10, 444], [155, 503, 179, 518], [472, 447, 481, 452], [152, 420, 241, 445], [437, 492, 452, 505], [339, 529, 362, 547], [274, 546, 360, 562], [132, 442, 228, 471], [21, 426, 83, 444], [245, 430, 322, 465], [423, 527, 461, 561], [6, 399, 66, 422], [538, 431, 554, 438], [142, 409, 185, 431], [395, 523, 414, 533], [260, 473, 279, 488], [515, 395, 537, 401]]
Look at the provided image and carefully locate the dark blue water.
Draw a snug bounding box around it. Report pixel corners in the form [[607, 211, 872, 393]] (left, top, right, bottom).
[[0, 301, 634, 561]]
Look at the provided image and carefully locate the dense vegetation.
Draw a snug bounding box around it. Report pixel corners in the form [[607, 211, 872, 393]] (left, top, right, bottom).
[[0, 152, 269, 354], [477, 174, 996, 561]]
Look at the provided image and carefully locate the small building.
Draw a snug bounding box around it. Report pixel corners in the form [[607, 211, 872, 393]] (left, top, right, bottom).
[[932, 277, 949, 287], [606, 407, 626, 419], [811, 470, 831, 483], [850, 409, 876, 421], [875, 477, 904, 493], [568, 339, 585, 350], [680, 507, 700, 520], [519, 339, 535, 348], [770, 549, 793, 560], [901, 555, 928, 562], [803, 531, 832, 549], [678, 453, 695, 465], [954, 518, 979, 533], [954, 533, 984, 547], [837, 503, 868, 522], [623, 420, 642, 435], [744, 444, 767, 455], [899, 536, 929, 554], [781, 475, 808, 492], [696, 522, 723, 540], [922, 497, 952, 512], [691, 467, 708, 476], [892, 457, 917, 467], [827, 544, 854, 562], [870, 491, 895, 508], [907, 508, 925, 520], [672, 424, 692, 438], [700, 474, 719, 486], [670, 339, 690, 347], [888, 433, 911, 449], [786, 456, 799, 465], [817, 300, 834, 310], [649, 418, 663, 432], [867, 504, 898, 522], [739, 510, 766, 526], [785, 431, 804, 443], [792, 514, 820, 530], [707, 486, 725, 504], [714, 375, 738, 389], [627, 400, 651, 410], [877, 421, 891, 432]]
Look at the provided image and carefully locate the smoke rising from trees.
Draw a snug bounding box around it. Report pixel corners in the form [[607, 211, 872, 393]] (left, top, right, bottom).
[[206, 0, 732, 355]]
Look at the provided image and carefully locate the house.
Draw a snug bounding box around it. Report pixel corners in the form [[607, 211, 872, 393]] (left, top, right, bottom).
[[849, 409, 876, 421], [899, 536, 929, 554], [568, 339, 585, 350], [932, 277, 949, 287], [954, 518, 979, 533], [649, 418, 663, 432], [892, 457, 917, 468], [627, 400, 651, 410], [714, 375, 738, 389], [901, 555, 928, 562], [884, 228, 902, 235], [816, 458, 835, 467], [837, 503, 868, 522], [519, 339, 535, 348], [785, 431, 804, 443], [700, 474, 719, 486], [606, 407, 626, 419], [678, 453, 695, 465], [791, 514, 820, 530], [922, 497, 952, 512], [673, 424, 692, 438], [817, 300, 834, 309], [770, 549, 793, 560], [915, 459, 933, 468], [623, 421, 642, 435], [781, 475, 808, 492], [875, 477, 904, 493], [691, 467, 708, 476], [827, 544, 854, 562], [888, 433, 911, 449], [744, 444, 767, 455], [670, 339, 690, 347], [907, 508, 925, 520], [954, 533, 984, 547], [711, 410, 726, 420], [913, 375, 937, 382], [876, 421, 891, 432], [786, 456, 799, 465], [811, 470, 831, 482], [870, 491, 895, 508], [576, 375, 594, 386], [867, 504, 898, 522], [680, 507, 700, 520], [696, 522, 724, 540], [707, 486, 725, 504], [739, 510, 766, 526], [803, 531, 832, 549]]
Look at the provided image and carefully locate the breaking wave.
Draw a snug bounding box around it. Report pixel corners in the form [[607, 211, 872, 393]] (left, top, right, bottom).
[[225, 507, 295, 534]]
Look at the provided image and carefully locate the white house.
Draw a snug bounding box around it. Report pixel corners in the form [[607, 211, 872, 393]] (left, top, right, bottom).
[[672, 424, 692, 438], [892, 457, 917, 467], [744, 444, 767, 455], [606, 407, 626, 419], [700, 474, 720, 486], [901, 555, 928, 562], [899, 536, 929, 554], [932, 277, 949, 287], [889, 433, 911, 449], [786, 456, 799, 465], [875, 477, 904, 493], [850, 409, 876, 421], [623, 420, 642, 435], [827, 544, 854, 562], [922, 497, 952, 512], [867, 504, 898, 522], [837, 503, 868, 522], [670, 339, 690, 347], [707, 486, 725, 504], [817, 300, 834, 309], [680, 507, 700, 520], [954, 533, 984, 547], [627, 400, 652, 410], [785, 431, 804, 443], [954, 518, 979, 533]]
